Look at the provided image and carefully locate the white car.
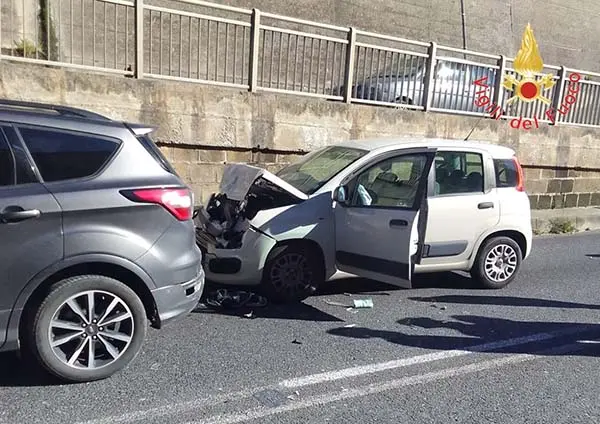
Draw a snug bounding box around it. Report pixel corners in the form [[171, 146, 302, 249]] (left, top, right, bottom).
[[195, 137, 532, 303]]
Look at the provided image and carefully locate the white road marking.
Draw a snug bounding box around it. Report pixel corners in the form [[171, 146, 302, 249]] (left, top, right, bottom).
[[77, 325, 597, 424], [577, 339, 600, 344], [186, 342, 587, 424], [279, 324, 593, 388]]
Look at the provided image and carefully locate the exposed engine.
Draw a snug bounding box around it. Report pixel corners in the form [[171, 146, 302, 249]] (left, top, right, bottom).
[[194, 168, 304, 250]]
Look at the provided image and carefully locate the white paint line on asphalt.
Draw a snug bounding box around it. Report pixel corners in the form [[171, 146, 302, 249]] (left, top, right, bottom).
[[577, 339, 600, 344], [77, 325, 597, 424], [187, 341, 587, 424], [76, 387, 270, 424], [279, 324, 594, 388]]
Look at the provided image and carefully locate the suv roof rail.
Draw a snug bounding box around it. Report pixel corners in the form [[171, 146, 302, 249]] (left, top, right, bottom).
[[0, 99, 112, 121]]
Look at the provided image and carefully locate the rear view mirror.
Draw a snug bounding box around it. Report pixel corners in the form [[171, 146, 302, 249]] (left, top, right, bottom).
[[333, 186, 347, 204]]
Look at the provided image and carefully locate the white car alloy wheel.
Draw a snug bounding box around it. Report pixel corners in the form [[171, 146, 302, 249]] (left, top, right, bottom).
[[48, 290, 135, 370], [483, 243, 519, 283]]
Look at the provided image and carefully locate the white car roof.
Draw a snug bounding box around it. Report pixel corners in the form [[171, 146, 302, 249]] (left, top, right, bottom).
[[335, 137, 516, 159]]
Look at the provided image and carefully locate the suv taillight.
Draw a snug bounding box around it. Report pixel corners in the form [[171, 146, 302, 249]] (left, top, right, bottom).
[[121, 187, 193, 221], [513, 156, 525, 192]]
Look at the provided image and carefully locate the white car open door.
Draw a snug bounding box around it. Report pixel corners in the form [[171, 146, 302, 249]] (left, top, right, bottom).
[[333, 148, 436, 287]]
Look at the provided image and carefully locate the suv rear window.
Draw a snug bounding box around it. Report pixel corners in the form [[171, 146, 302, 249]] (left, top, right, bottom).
[[494, 158, 518, 188], [18, 127, 120, 182], [136, 134, 178, 176]]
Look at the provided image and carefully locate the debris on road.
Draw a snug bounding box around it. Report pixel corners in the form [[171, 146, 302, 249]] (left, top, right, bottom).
[[325, 298, 374, 311], [344, 324, 357, 328], [292, 339, 303, 345], [205, 289, 268, 310], [353, 299, 374, 308], [243, 311, 255, 319], [324, 300, 351, 307]]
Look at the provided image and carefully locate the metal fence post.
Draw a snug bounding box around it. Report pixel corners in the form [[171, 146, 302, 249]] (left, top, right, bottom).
[[493, 54, 506, 111], [248, 9, 261, 92], [422, 42, 437, 111], [343, 27, 356, 104], [134, 0, 144, 78], [550, 65, 567, 125]]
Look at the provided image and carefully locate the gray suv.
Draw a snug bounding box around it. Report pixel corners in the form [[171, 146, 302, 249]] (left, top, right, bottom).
[[0, 99, 204, 383]]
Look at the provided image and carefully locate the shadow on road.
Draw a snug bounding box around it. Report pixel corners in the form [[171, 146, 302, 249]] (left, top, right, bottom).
[[408, 295, 600, 310], [317, 271, 479, 296], [193, 300, 344, 322], [327, 315, 600, 356], [0, 352, 59, 388]]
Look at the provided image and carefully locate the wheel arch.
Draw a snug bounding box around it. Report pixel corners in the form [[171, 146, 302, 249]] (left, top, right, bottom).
[[10, 255, 160, 351], [469, 229, 528, 269]]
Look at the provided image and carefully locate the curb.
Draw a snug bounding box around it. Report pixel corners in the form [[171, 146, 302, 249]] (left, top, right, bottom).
[[531, 207, 600, 234]]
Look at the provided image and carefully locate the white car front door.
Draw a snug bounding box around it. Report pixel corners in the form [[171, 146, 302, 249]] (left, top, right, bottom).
[[333, 148, 436, 287]]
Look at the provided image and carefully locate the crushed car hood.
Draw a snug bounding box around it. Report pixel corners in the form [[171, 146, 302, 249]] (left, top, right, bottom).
[[219, 164, 308, 202], [194, 164, 309, 250]]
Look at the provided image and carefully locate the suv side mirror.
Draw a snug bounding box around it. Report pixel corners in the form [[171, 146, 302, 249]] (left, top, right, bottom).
[[333, 186, 348, 204]]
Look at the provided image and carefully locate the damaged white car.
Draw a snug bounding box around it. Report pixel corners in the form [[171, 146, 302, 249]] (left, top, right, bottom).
[[194, 137, 533, 303]]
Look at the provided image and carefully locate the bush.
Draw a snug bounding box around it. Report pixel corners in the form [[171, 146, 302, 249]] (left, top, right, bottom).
[[548, 218, 577, 234]]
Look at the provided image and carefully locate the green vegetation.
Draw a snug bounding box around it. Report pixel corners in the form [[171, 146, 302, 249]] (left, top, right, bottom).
[[13, 39, 39, 58], [548, 218, 577, 234], [38, 0, 59, 60]]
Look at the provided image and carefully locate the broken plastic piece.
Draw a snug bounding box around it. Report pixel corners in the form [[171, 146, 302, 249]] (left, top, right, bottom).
[[205, 289, 268, 310], [325, 300, 352, 307], [353, 299, 373, 308]]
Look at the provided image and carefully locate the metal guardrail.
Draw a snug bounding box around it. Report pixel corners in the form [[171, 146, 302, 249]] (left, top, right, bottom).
[[1, 0, 599, 127]]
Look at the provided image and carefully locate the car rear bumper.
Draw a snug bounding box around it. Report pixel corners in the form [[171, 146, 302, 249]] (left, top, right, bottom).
[[151, 265, 205, 328]]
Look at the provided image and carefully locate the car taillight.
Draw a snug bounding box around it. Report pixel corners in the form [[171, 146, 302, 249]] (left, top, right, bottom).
[[121, 187, 193, 221], [513, 156, 525, 192]]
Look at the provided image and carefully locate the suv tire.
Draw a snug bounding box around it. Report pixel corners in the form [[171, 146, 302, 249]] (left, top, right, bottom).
[[27, 275, 147, 383], [261, 244, 324, 303], [471, 236, 523, 289]]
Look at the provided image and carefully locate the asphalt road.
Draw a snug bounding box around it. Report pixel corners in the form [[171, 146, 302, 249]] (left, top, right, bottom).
[[1, 231, 600, 424]]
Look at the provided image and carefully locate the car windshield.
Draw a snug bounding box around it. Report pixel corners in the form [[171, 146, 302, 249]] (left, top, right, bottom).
[[276, 146, 368, 195]]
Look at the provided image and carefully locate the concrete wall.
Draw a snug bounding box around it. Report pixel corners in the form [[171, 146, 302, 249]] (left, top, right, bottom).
[[1, 61, 600, 209]]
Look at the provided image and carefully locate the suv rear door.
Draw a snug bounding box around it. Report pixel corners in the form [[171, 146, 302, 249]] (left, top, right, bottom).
[[333, 148, 436, 287], [0, 125, 63, 348]]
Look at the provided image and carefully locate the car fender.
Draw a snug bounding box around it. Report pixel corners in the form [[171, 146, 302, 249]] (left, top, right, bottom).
[[253, 192, 336, 276], [4, 253, 156, 351], [467, 225, 530, 269]]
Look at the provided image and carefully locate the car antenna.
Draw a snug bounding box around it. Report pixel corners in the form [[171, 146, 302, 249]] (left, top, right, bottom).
[[464, 114, 486, 141]]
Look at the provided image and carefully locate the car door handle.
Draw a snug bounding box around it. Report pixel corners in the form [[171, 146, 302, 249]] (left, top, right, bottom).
[[0, 208, 41, 223], [478, 202, 494, 209], [389, 219, 408, 228]]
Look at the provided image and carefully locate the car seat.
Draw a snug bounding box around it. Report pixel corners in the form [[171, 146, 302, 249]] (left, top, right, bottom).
[[466, 171, 483, 192]]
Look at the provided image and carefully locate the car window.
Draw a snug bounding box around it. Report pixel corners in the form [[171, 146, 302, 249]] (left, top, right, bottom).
[[1, 126, 37, 184], [18, 127, 120, 182], [349, 153, 428, 208], [494, 158, 519, 188], [434, 151, 484, 195], [0, 132, 14, 186], [276, 146, 368, 195]]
